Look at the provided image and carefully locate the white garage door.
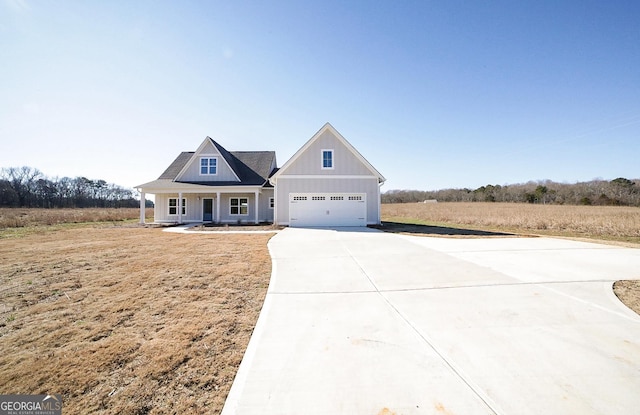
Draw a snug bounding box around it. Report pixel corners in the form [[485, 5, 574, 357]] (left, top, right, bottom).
[[289, 193, 366, 227]]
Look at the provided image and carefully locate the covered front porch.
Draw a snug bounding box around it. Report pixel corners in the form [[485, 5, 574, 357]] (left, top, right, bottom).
[[137, 184, 274, 225]]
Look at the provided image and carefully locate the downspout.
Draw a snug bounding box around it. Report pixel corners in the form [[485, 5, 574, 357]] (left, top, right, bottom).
[[254, 190, 260, 224], [270, 177, 278, 225]]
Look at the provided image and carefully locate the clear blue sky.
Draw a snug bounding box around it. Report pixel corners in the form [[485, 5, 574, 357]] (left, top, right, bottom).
[[1, 0, 639, 192]]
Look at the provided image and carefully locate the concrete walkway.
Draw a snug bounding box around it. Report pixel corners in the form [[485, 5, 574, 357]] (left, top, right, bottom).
[[161, 224, 279, 234], [222, 228, 640, 415]]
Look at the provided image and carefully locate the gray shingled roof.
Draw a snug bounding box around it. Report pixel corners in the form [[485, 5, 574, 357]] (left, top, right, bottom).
[[157, 140, 276, 187], [232, 151, 277, 184], [158, 152, 194, 180]]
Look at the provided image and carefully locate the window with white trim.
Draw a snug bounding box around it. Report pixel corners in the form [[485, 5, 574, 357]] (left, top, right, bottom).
[[321, 149, 333, 169], [168, 198, 186, 215], [269, 197, 275, 209], [230, 197, 248, 215], [200, 157, 217, 175]]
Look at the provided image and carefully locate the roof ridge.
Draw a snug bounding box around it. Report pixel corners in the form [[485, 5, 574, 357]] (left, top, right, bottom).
[[209, 138, 242, 179]]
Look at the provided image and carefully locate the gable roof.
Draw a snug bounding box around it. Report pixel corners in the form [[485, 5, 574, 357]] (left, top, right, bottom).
[[233, 151, 277, 183], [159, 152, 193, 179], [159, 138, 276, 186], [176, 137, 241, 182], [270, 122, 385, 183]]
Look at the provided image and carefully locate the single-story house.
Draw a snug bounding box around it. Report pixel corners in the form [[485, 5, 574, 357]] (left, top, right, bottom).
[[135, 123, 386, 227]]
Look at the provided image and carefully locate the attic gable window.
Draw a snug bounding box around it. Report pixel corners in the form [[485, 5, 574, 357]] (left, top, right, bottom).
[[200, 157, 217, 175], [322, 150, 334, 169]]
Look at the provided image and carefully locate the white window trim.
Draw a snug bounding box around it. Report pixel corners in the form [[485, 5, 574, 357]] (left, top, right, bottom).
[[168, 198, 186, 216], [269, 197, 275, 209], [321, 149, 334, 170], [229, 197, 249, 216], [199, 157, 218, 176]]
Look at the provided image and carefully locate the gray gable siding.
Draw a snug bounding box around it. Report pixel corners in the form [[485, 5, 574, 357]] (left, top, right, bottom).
[[177, 143, 240, 183], [147, 144, 275, 188], [281, 130, 373, 176]]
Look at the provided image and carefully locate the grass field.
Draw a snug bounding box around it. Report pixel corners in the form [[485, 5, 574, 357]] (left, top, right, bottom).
[[382, 202, 640, 245], [0, 206, 638, 414], [0, 208, 153, 231], [0, 222, 271, 414]]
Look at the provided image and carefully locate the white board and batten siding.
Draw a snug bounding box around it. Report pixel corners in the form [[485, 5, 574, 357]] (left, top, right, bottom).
[[280, 128, 374, 176], [274, 176, 380, 226], [270, 123, 385, 227]]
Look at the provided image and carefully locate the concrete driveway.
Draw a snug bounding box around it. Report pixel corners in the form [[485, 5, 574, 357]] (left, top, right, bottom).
[[222, 228, 640, 415]]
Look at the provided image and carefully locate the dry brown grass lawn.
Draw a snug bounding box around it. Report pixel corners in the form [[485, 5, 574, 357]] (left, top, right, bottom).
[[1, 206, 638, 415], [613, 280, 640, 316], [0, 223, 272, 414], [382, 202, 640, 244], [0, 208, 151, 229]]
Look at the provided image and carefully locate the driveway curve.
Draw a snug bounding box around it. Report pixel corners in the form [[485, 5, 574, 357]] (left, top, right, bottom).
[[222, 227, 640, 415]]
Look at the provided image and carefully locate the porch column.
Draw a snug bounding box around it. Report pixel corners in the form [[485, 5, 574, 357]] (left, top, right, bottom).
[[216, 192, 221, 223], [254, 190, 259, 224], [178, 192, 183, 224], [139, 191, 146, 224], [378, 181, 383, 225]]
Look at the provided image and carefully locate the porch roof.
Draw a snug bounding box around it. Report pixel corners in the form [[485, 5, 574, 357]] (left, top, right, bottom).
[[135, 179, 266, 193]]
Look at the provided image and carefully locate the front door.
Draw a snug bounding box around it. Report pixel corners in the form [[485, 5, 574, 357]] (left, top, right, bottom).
[[203, 198, 213, 222]]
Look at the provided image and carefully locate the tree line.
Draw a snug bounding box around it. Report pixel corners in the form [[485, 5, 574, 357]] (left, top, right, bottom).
[[382, 178, 640, 206], [0, 166, 147, 208]]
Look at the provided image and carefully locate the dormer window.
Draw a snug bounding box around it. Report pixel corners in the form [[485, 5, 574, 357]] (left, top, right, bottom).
[[200, 157, 217, 175], [322, 150, 333, 169]]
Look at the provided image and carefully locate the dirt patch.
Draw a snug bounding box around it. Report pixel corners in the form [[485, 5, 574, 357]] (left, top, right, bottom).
[[613, 280, 640, 315], [0, 225, 272, 414], [373, 221, 523, 238]]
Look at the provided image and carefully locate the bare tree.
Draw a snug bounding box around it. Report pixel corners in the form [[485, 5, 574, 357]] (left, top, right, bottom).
[[0, 166, 142, 208]]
